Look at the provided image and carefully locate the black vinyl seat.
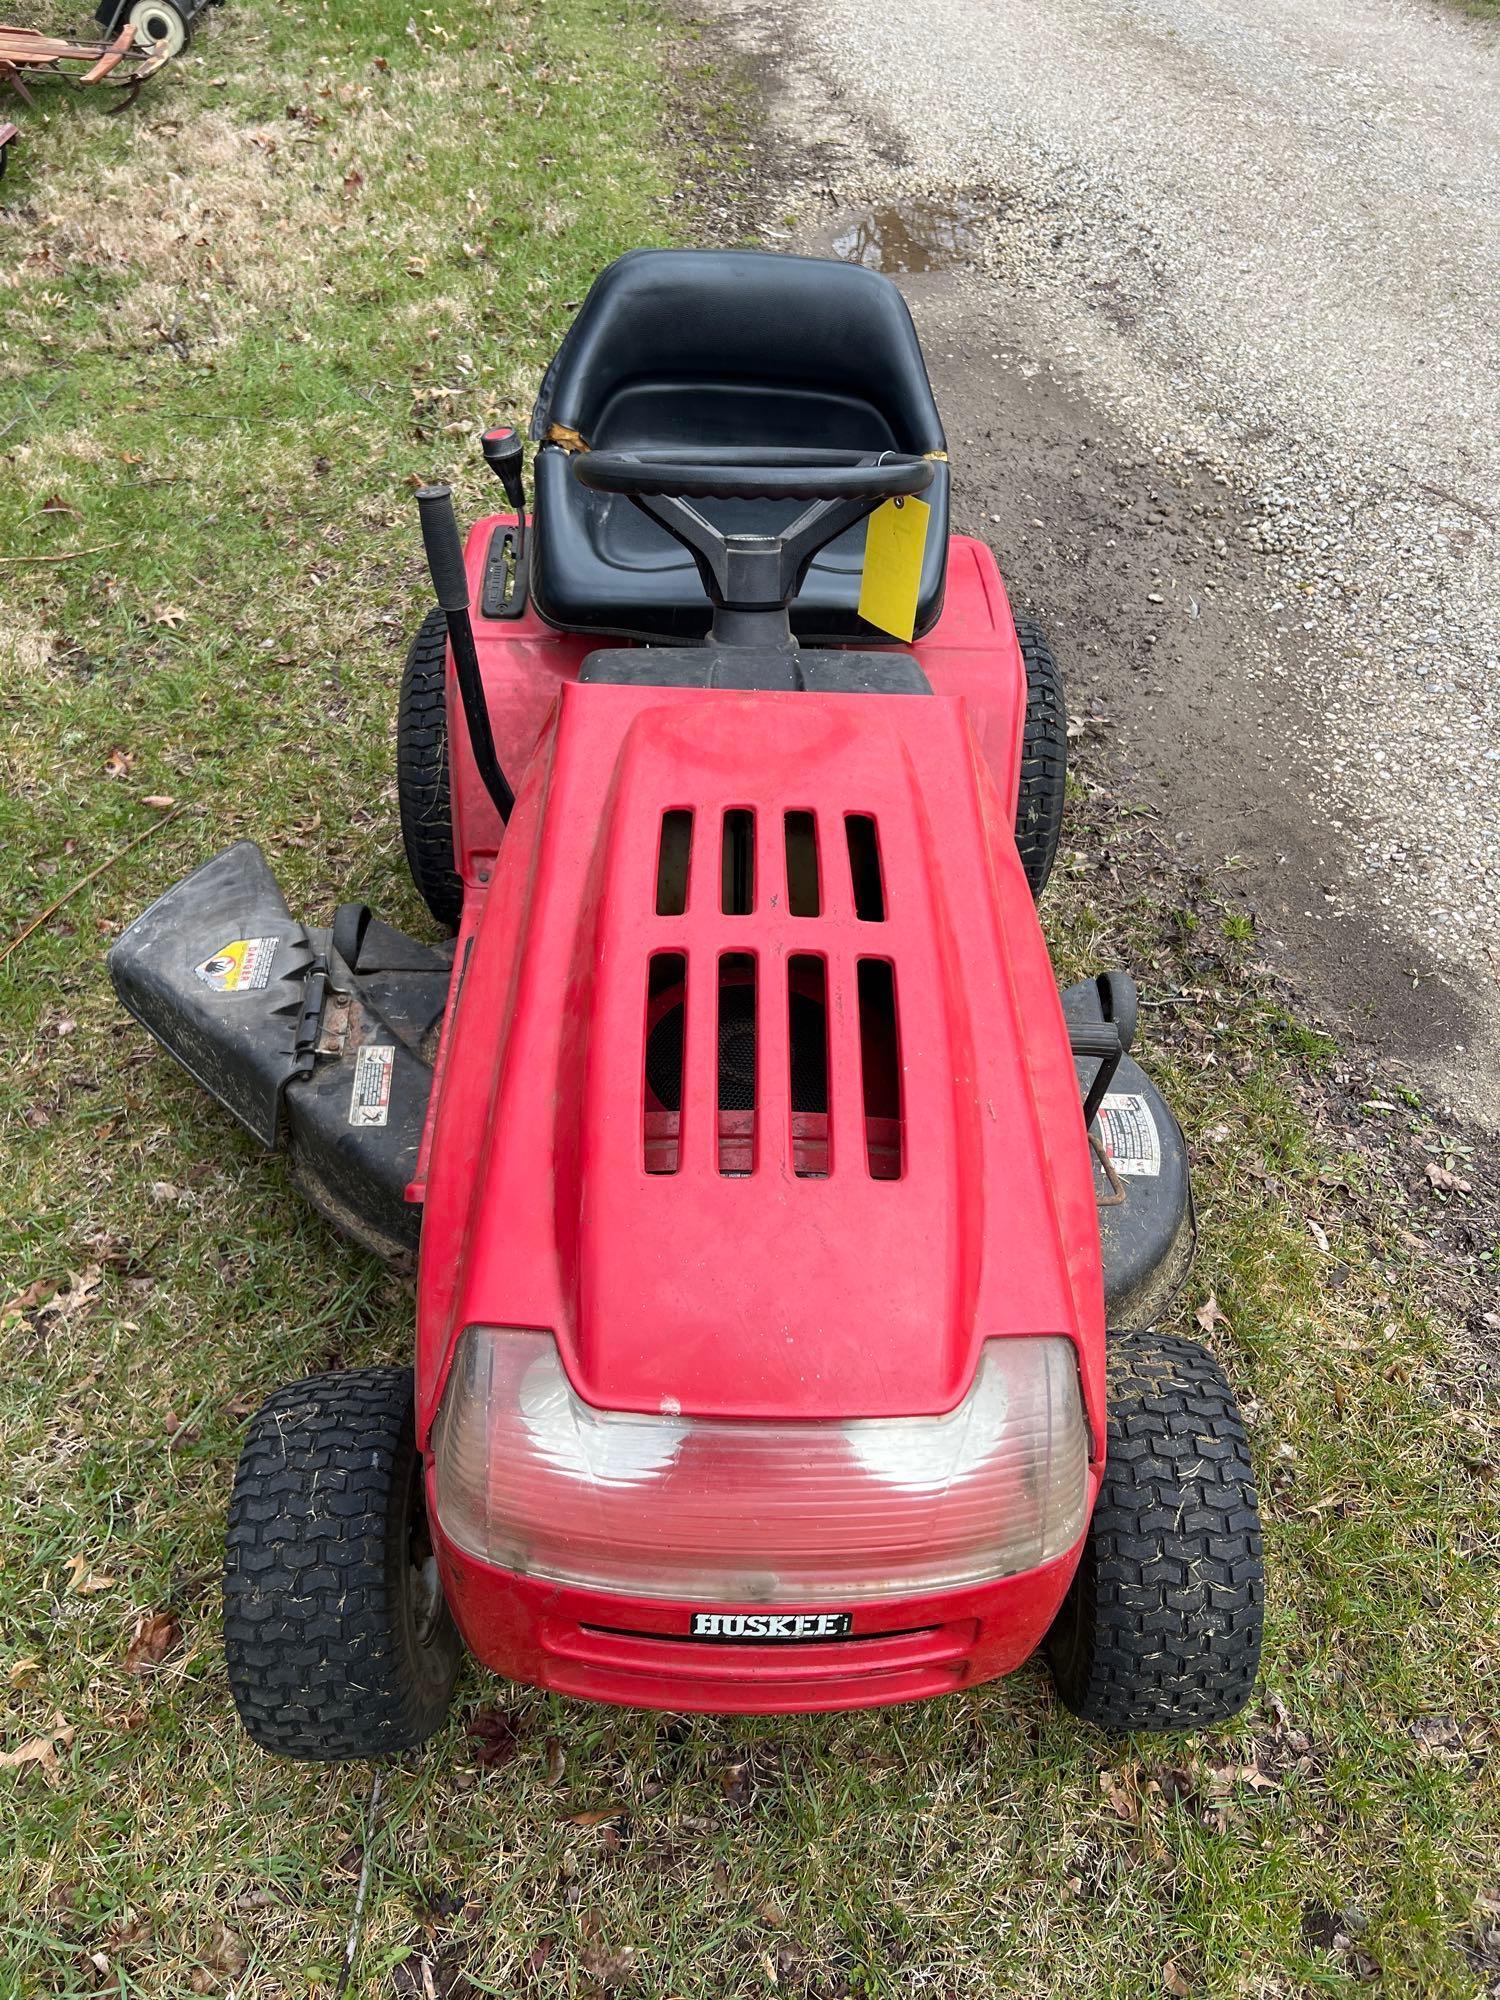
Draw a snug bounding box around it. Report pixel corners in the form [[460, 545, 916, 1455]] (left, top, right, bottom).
[[527, 249, 950, 644]]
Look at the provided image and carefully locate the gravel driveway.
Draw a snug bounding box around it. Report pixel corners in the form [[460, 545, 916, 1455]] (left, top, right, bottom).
[[714, 0, 1500, 1125]]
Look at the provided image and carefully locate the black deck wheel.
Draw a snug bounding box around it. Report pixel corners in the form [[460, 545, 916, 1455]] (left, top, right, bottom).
[[126, 0, 189, 53], [397, 607, 463, 933], [1013, 617, 1067, 900], [223, 1367, 462, 1762], [1046, 1330, 1264, 1731]]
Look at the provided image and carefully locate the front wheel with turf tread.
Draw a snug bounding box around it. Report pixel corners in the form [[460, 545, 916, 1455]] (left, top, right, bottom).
[[397, 606, 462, 933], [223, 1367, 462, 1762], [1014, 617, 1067, 900], [1045, 1329, 1263, 1731]]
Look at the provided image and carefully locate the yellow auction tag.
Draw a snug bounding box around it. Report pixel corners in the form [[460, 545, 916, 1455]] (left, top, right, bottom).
[[857, 495, 931, 643]]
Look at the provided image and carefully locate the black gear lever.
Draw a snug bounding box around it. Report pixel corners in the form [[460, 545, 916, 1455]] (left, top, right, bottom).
[[480, 428, 527, 515]]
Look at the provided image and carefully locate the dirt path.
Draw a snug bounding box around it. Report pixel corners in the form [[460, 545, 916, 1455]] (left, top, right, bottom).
[[711, 0, 1500, 1129]]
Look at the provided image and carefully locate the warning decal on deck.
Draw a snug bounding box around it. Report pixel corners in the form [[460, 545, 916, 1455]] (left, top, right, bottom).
[[350, 1042, 394, 1128], [1096, 1092, 1161, 1178], [194, 937, 276, 994]]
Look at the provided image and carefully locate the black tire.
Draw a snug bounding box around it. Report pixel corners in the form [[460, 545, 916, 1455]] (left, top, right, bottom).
[[1014, 618, 1067, 899], [397, 607, 462, 933], [1046, 1330, 1263, 1732], [223, 1367, 462, 1762]]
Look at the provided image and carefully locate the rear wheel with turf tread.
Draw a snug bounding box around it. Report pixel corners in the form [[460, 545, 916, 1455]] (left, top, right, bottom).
[[1045, 1329, 1263, 1731], [397, 607, 462, 933], [223, 1367, 461, 1762], [1014, 617, 1067, 899]]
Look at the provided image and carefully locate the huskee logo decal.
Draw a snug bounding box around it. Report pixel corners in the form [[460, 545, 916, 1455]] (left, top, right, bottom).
[[689, 1612, 853, 1642]]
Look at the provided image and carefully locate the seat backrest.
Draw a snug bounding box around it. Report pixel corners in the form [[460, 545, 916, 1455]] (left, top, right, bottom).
[[530, 248, 947, 456]]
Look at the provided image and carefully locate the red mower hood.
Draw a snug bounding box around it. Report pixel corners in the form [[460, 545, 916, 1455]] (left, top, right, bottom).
[[416, 680, 1103, 1431]]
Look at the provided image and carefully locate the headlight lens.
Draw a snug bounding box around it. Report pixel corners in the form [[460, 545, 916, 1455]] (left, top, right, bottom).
[[432, 1329, 1088, 1602]]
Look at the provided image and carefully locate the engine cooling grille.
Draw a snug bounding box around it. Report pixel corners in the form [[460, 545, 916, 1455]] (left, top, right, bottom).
[[641, 806, 902, 1180]]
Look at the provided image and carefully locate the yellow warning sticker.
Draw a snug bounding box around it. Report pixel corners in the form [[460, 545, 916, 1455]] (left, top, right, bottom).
[[857, 494, 931, 643], [194, 937, 277, 994]]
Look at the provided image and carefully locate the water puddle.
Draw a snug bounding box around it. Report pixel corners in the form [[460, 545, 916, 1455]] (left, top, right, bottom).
[[829, 194, 992, 274]]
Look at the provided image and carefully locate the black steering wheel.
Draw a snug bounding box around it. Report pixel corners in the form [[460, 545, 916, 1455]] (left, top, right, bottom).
[[566, 445, 936, 642], [572, 446, 935, 505]]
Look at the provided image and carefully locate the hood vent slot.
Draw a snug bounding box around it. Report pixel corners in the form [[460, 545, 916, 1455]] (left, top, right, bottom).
[[644, 951, 686, 1173], [655, 810, 693, 916], [784, 811, 821, 917], [788, 954, 830, 1178], [721, 809, 755, 915], [717, 953, 757, 1175], [857, 958, 903, 1180], [845, 814, 886, 922]]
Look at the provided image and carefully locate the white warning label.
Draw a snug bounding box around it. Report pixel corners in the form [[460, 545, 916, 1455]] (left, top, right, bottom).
[[194, 936, 276, 994], [350, 1042, 394, 1128], [1096, 1091, 1161, 1178]]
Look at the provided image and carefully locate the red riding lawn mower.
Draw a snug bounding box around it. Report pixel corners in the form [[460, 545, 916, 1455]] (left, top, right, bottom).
[[110, 250, 1263, 1758]]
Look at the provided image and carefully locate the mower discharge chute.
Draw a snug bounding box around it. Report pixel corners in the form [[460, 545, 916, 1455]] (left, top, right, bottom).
[[110, 249, 1263, 1758]]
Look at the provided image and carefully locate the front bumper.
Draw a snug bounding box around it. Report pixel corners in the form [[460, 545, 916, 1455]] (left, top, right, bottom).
[[428, 1463, 1099, 1714]]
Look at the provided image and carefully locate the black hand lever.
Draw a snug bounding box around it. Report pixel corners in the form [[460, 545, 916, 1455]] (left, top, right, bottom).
[[414, 485, 514, 826], [481, 428, 527, 515], [1069, 1021, 1123, 1129]]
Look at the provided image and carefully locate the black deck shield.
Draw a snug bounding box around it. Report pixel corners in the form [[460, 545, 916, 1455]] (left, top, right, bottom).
[[108, 841, 318, 1148], [109, 843, 451, 1266], [1061, 977, 1196, 1330]]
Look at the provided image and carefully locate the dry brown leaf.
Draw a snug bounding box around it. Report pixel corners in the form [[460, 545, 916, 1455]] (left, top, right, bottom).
[[1410, 1715, 1465, 1759], [141, 794, 176, 809], [1205, 1758, 1277, 1794], [1100, 1770, 1138, 1822], [1195, 1294, 1229, 1333], [64, 1553, 118, 1596], [1, 1277, 59, 1322], [543, 1735, 565, 1785], [104, 747, 134, 778], [580, 1945, 635, 1988], [1424, 1161, 1472, 1195], [0, 1713, 74, 1778], [124, 1610, 182, 1674], [8, 1659, 40, 1687], [44, 1265, 103, 1319], [152, 605, 187, 628], [210, 1926, 247, 1977], [563, 1807, 626, 1828], [1163, 1961, 1192, 1996], [465, 1705, 523, 1768]]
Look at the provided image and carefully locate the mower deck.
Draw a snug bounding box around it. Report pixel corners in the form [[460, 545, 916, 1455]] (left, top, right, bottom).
[[109, 833, 1192, 1330]]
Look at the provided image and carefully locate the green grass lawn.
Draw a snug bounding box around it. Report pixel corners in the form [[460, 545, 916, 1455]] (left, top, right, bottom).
[[2, 2, 1497, 1994]]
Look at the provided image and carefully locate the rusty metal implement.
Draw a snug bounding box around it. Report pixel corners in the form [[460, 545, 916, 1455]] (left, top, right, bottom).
[[0, 19, 170, 111]]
